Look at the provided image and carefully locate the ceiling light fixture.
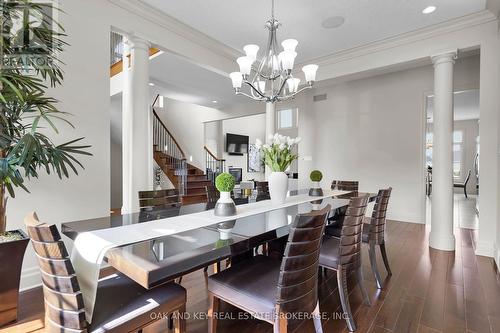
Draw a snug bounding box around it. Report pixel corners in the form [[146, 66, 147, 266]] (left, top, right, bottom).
[[148, 82, 155, 86], [212, 100, 218, 103], [321, 16, 345, 29], [422, 6, 437, 14], [229, 0, 318, 103]]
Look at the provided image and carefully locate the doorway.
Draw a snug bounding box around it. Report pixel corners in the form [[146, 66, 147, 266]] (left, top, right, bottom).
[[424, 89, 479, 229]]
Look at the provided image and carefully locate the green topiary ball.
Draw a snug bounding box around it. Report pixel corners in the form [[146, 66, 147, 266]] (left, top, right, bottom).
[[215, 172, 236, 192], [310, 170, 323, 182]]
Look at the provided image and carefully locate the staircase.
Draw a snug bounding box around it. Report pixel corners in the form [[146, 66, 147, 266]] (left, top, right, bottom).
[[152, 95, 221, 205]]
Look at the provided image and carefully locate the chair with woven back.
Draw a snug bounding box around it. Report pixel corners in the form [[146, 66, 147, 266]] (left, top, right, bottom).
[[138, 189, 181, 211], [25, 212, 187, 333], [207, 205, 331, 333], [205, 184, 220, 203], [319, 195, 371, 332]]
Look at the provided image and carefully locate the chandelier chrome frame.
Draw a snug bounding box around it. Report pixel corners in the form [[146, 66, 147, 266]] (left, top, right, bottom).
[[229, 0, 318, 103]]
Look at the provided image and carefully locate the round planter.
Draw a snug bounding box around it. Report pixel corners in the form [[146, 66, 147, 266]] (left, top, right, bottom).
[[217, 220, 236, 239], [309, 181, 323, 197], [269, 172, 289, 205], [214, 191, 237, 216]]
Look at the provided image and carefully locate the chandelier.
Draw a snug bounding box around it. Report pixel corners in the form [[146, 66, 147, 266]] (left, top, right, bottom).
[[229, 0, 318, 103]]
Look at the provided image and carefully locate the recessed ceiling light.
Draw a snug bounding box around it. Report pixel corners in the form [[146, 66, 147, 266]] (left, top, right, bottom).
[[148, 82, 155, 86], [422, 6, 437, 14], [321, 16, 345, 29], [212, 100, 218, 103]]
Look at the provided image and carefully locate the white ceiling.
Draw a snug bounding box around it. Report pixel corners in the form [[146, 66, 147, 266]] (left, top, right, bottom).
[[141, 0, 486, 64], [426, 89, 479, 122], [149, 52, 257, 109]]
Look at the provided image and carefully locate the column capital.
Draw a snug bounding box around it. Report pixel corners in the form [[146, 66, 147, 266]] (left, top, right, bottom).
[[124, 34, 151, 51], [431, 50, 458, 67]]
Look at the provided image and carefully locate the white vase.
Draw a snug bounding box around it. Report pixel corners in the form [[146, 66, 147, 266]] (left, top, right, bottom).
[[214, 191, 236, 216], [269, 172, 289, 204]]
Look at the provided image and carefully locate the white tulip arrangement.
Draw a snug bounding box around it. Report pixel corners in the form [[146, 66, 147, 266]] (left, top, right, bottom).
[[255, 133, 301, 172]]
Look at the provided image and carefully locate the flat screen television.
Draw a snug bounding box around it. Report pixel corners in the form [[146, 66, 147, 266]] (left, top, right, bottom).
[[226, 133, 249, 155], [228, 167, 243, 184]]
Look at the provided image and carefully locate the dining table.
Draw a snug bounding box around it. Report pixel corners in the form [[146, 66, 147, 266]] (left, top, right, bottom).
[[61, 189, 377, 291]]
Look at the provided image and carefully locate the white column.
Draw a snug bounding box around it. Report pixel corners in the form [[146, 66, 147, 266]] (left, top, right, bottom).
[[265, 102, 276, 179], [429, 50, 457, 251], [122, 35, 152, 214]]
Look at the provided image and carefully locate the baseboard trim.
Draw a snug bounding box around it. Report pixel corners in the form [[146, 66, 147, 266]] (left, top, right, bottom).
[[20, 266, 41, 292], [494, 243, 500, 270], [475, 240, 495, 258]]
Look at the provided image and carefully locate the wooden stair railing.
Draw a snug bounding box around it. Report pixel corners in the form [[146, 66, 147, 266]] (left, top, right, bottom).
[[110, 30, 161, 78], [152, 95, 187, 196], [204, 146, 225, 183]]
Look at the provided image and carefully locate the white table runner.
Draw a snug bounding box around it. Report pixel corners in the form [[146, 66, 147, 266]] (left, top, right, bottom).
[[71, 189, 348, 322]]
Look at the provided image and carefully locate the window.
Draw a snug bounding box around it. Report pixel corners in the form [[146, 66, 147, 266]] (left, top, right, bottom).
[[425, 130, 464, 178], [277, 108, 297, 129], [453, 131, 463, 178]]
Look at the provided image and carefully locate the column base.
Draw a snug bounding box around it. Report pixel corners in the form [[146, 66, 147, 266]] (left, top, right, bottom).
[[429, 231, 455, 251]]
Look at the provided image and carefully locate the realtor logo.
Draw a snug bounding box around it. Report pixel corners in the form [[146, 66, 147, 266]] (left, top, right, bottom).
[[1, 0, 60, 70]]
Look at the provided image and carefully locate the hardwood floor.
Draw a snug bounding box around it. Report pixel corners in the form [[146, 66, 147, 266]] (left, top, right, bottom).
[[2, 220, 499, 333]]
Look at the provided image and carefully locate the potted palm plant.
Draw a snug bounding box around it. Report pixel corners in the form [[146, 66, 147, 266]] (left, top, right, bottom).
[[256, 134, 301, 204], [0, 1, 91, 326]]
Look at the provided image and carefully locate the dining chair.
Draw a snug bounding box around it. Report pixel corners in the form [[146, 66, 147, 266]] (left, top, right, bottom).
[[319, 195, 370, 332], [256, 181, 270, 194], [331, 180, 359, 192], [138, 189, 181, 211], [364, 188, 393, 289], [328, 180, 359, 223], [453, 169, 471, 198], [206, 184, 220, 203], [25, 212, 187, 333], [324, 188, 393, 289], [207, 205, 331, 333]]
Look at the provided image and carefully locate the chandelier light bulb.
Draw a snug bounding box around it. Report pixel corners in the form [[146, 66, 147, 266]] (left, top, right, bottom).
[[258, 80, 266, 92], [230, 72, 243, 88], [243, 44, 260, 62], [282, 39, 298, 52], [302, 64, 319, 82], [280, 51, 297, 71], [292, 78, 300, 92], [237, 56, 253, 76]]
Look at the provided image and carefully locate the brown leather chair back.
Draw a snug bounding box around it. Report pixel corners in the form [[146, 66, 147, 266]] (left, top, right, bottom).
[[138, 189, 181, 211], [276, 205, 331, 314], [24, 212, 88, 332], [256, 181, 269, 194], [367, 187, 392, 244], [331, 180, 359, 192], [205, 185, 220, 203], [339, 196, 369, 268]]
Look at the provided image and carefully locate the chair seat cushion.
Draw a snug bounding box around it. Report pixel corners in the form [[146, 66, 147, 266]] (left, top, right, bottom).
[[90, 274, 186, 333], [319, 236, 341, 269], [207, 255, 280, 321], [325, 221, 370, 243]]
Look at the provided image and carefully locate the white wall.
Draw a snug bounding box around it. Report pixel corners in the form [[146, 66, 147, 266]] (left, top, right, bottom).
[[110, 94, 123, 209], [221, 114, 266, 182], [8, 0, 111, 290], [295, 56, 479, 223]]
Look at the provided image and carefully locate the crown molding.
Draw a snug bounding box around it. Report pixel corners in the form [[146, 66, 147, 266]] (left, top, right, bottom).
[[108, 0, 241, 62], [297, 10, 497, 68], [108, 2, 496, 75]]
